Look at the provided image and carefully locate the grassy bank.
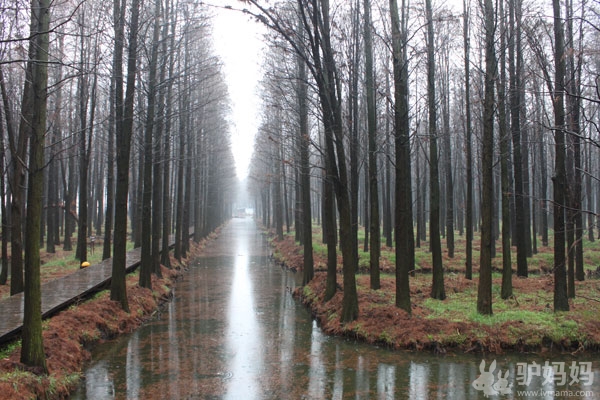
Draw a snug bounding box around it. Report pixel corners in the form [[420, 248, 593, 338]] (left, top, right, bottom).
[[268, 226, 600, 354]]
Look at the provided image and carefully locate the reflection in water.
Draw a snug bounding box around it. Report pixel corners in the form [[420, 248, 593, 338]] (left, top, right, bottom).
[[125, 332, 140, 398], [225, 250, 263, 399], [377, 363, 396, 400], [166, 298, 181, 399], [81, 360, 115, 397], [72, 218, 600, 399], [332, 347, 344, 399], [409, 361, 430, 400], [307, 320, 325, 397]]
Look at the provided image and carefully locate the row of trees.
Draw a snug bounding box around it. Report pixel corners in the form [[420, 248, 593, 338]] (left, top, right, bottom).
[[0, 0, 235, 371], [246, 0, 599, 320]]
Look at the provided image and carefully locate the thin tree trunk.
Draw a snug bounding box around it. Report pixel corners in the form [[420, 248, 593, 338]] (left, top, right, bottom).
[[0, 92, 7, 285], [477, 0, 496, 315], [383, 74, 393, 249], [7, 52, 32, 295], [509, 0, 528, 277], [425, 0, 445, 300], [161, 0, 176, 268], [102, 73, 115, 260], [140, 0, 162, 289], [273, 140, 284, 241], [552, 0, 569, 312], [463, 0, 473, 279], [442, 83, 454, 259], [390, 0, 414, 312], [497, 0, 512, 299], [324, 169, 337, 301], [364, 0, 380, 289], [298, 39, 314, 286]]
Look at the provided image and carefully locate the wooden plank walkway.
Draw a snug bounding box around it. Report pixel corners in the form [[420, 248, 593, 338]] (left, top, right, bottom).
[[0, 231, 192, 345]]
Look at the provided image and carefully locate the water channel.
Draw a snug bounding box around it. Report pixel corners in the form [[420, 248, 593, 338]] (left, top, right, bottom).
[[71, 218, 599, 399]]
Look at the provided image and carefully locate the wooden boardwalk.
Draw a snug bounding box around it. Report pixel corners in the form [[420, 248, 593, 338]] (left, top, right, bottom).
[[0, 232, 190, 345]]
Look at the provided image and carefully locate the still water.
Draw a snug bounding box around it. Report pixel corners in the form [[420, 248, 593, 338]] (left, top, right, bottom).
[[71, 218, 600, 399]]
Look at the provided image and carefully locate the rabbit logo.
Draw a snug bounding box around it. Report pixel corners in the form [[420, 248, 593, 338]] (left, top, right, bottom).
[[472, 360, 513, 397]]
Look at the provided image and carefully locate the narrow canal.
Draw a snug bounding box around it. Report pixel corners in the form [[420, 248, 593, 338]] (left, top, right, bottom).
[[72, 218, 599, 399]]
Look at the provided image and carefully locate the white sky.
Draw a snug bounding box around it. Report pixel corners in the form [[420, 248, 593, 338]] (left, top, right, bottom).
[[206, 2, 265, 179]]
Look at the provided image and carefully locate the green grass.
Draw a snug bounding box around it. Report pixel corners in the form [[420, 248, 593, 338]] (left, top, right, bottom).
[[46, 373, 81, 398], [41, 240, 136, 274], [303, 285, 317, 302], [312, 241, 327, 258], [422, 287, 586, 345], [0, 339, 21, 359], [0, 369, 37, 389]]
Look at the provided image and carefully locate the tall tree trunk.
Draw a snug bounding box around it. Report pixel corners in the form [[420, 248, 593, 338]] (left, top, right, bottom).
[[102, 74, 115, 260], [0, 66, 17, 286], [140, 0, 162, 289], [383, 74, 393, 249], [0, 91, 7, 285], [509, 0, 528, 277], [46, 39, 63, 254], [75, 14, 97, 263], [133, 145, 143, 247], [281, 143, 290, 234], [416, 137, 422, 249], [94, 150, 104, 237], [425, 0, 445, 300], [181, 127, 192, 258], [21, 0, 50, 371], [298, 40, 314, 286], [497, 0, 512, 299], [363, 157, 369, 253], [566, 0, 584, 282], [349, 0, 360, 273], [586, 143, 594, 242], [536, 85, 549, 247], [477, 0, 496, 315], [111, 0, 140, 312], [390, 0, 414, 312], [442, 77, 454, 259], [161, 0, 176, 268], [463, 0, 474, 280], [552, 0, 569, 312], [174, 33, 189, 262], [160, 122, 172, 266], [363, 0, 380, 289], [152, 0, 169, 275], [8, 49, 32, 295], [271, 125, 284, 240]]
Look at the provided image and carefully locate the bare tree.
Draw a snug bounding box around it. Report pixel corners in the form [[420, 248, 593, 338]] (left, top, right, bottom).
[[463, 0, 474, 280], [425, 0, 446, 301], [21, 0, 51, 371], [363, 0, 380, 289], [389, 0, 414, 313], [111, 0, 142, 312], [552, 0, 569, 312], [477, 0, 497, 315]]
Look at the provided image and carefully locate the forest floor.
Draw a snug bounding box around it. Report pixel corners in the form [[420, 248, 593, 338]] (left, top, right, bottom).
[[269, 226, 600, 355], [0, 231, 220, 400]]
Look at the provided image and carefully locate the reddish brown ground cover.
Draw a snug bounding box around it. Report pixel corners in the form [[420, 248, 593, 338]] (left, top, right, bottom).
[[268, 230, 600, 355], [0, 234, 216, 400], [296, 272, 600, 355]]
